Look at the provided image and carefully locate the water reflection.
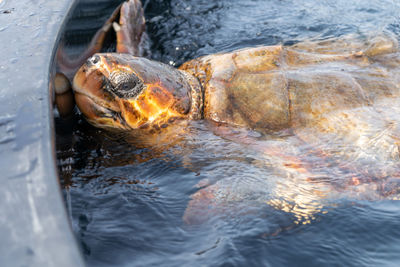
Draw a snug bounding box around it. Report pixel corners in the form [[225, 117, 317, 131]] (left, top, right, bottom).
[[58, 116, 400, 224]]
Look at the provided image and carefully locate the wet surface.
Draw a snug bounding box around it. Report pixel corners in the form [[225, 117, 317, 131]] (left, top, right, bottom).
[[0, 0, 84, 266], [57, 0, 400, 266]]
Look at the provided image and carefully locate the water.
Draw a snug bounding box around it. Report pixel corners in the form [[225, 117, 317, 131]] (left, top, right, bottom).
[[56, 0, 400, 266]]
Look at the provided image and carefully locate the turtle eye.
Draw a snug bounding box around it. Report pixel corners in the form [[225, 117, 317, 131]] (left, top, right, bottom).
[[108, 71, 144, 98]]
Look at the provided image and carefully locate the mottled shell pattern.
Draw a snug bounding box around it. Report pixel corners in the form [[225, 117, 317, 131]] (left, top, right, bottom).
[[180, 34, 399, 133]]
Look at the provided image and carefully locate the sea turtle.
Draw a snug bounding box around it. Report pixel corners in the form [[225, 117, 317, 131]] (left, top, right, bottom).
[[65, 0, 400, 224]]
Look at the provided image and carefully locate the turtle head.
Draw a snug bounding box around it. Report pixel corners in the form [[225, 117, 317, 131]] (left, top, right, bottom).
[[73, 53, 200, 131]]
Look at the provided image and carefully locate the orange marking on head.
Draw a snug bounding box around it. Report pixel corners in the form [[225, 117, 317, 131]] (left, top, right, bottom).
[[119, 91, 184, 129], [146, 84, 174, 109]]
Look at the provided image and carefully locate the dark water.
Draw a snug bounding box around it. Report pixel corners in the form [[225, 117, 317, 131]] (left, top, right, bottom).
[[56, 0, 400, 266]]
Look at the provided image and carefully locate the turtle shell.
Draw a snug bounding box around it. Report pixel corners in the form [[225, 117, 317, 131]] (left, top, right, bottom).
[[179, 34, 400, 132]]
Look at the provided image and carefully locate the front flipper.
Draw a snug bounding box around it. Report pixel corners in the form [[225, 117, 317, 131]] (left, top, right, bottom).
[[183, 181, 269, 225], [182, 124, 331, 226], [113, 0, 149, 56], [183, 184, 221, 225], [183, 175, 328, 227]]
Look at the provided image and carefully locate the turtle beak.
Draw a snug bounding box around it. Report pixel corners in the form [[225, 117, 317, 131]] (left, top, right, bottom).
[[74, 91, 130, 130], [74, 90, 111, 119], [72, 56, 105, 96]]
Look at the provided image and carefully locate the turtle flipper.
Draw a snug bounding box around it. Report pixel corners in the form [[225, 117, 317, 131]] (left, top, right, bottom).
[[54, 73, 75, 118], [113, 0, 149, 56], [363, 34, 398, 57], [183, 185, 220, 225], [183, 182, 259, 225]]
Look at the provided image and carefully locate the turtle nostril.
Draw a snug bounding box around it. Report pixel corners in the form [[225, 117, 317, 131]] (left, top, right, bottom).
[[87, 55, 100, 66]]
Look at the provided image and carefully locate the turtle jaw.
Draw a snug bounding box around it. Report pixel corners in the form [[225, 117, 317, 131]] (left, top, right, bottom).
[[74, 91, 130, 130]]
